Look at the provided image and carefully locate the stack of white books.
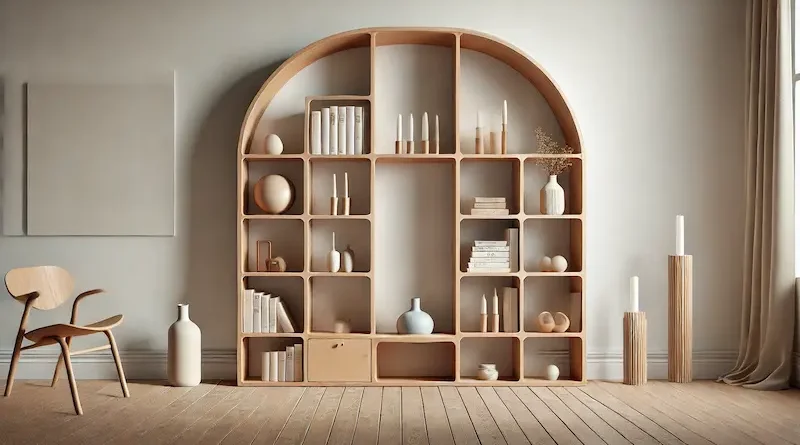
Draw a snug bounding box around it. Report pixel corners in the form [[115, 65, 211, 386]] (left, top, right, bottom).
[[310, 106, 365, 156], [261, 344, 303, 382], [470, 197, 509, 216], [242, 289, 298, 334], [468, 228, 519, 273]]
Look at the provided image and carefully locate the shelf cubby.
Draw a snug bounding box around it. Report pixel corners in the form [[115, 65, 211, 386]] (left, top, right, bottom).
[[522, 218, 583, 273], [459, 275, 520, 333], [460, 337, 520, 382], [306, 96, 372, 155], [523, 276, 582, 333], [523, 337, 583, 383], [310, 276, 371, 334], [245, 159, 305, 215], [376, 341, 456, 382], [244, 276, 305, 333], [244, 337, 305, 383], [459, 159, 521, 215], [310, 158, 371, 215], [524, 158, 583, 215], [245, 219, 305, 273], [459, 218, 520, 273], [309, 219, 370, 272]]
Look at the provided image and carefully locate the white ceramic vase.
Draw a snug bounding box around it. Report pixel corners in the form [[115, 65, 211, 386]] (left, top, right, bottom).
[[396, 297, 434, 334], [540, 175, 565, 215], [168, 304, 201, 387], [477, 364, 499, 381]]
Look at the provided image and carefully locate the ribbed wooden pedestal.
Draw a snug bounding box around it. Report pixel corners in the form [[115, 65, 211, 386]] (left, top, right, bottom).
[[668, 255, 692, 383], [623, 312, 647, 385]]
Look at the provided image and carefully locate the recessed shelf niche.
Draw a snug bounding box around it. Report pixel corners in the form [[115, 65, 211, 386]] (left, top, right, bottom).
[[376, 341, 456, 381], [245, 160, 304, 215], [310, 159, 371, 215], [310, 276, 371, 334]]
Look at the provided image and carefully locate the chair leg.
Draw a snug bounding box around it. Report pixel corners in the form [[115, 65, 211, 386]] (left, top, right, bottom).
[[4, 334, 23, 397], [56, 337, 82, 415], [51, 336, 72, 387], [104, 330, 129, 397]]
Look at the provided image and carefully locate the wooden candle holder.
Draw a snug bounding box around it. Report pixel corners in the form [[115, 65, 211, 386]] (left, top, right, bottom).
[[422, 140, 429, 154], [501, 125, 507, 154], [395, 140, 403, 154], [668, 254, 692, 383], [623, 311, 647, 385]]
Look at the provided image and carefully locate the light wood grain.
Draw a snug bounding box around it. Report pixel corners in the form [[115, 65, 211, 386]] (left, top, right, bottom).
[[477, 386, 531, 444], [668, 255, 692, 383], [378, 387, 402, 445], [420, 387, 456, 445], [556, 387, 648, 444], [623, 311, 647, 385], [304, 387, 346, 443], [511, 386, 581, 445], [274, 387, 325, 445], [171, 387, 255, 445], [352, 387, 382, 445], [401, 387, 429, 445], [530, 387, 603, 445], [458, 387, 506, 445], [223, 387, 305, 444], [438, 386, 481, 445], [327, 387, 365, 445]]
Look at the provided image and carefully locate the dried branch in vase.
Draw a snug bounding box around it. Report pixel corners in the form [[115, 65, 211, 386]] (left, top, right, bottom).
[[533, 127, 574, 175]]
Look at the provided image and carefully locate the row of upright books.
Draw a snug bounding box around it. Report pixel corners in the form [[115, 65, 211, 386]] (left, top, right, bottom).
[[467, 228, 519, 273], [261, 344, 302, 382], [242, 289, 298, 333], [309, 106, 365, 155]]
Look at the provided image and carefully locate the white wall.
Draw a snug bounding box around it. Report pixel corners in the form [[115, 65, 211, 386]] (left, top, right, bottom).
[[0, 0, 746, 379]]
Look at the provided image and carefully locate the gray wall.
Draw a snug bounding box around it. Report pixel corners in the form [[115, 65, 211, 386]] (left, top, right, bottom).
[[0, 0, 747, 379]]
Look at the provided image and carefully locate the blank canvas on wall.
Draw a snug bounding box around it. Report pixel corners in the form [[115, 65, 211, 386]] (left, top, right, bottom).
[[26, 78, 175, 236]]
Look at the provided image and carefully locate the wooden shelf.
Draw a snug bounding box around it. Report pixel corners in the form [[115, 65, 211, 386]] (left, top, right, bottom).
[[236, 27, 585, 387]]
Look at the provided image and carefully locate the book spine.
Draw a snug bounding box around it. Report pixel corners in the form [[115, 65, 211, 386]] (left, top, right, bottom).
[[473, 203, 507, 209], [276, 300, 297, 333], [253, 293, 262, 334], [503, 287, 519, 332], [269, 351, 278, 382], [269, 297, 278, 333], [506, 228, 519, 272], [329, 107, 338, 155], [346, 106, 355, 155], [470, 208, 509, 215], [261, 294, 270, 333], [468, 262, 511, 268], [285, 346, 294, 382], [260, 352, 270, 382], [467, 267, 511, 273], [321, 108, 330, 155], [472, 246, 510, 252], [310, 111, 321, 155], [277, 351, 286, 382], [355, 106, 363, 154], [474, 197, 506, 203], [337, 106, 346, 155], [294, 344, 303, 382], [244, 289, 253, 333], [470, 251, 510, 258], [474, 240, 508, 247]]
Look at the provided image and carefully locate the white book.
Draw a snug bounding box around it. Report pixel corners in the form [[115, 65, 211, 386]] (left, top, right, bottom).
[[474, 240, 508, 247], [470, 208, 510, 215], [505, 228, 519, 272], [269, 351, 279, 382], [285, 346, 295, 382], [337, 106, 346, 155], [276, 299, 297, 333], [468, 261, 511, 268], [329, 106, 338, 155], [260, 352, 270, 381], [321, 108, 331, 155], [277, 351, 286, 382], [502, 287, 519, 333], [345, 106, 355, 155], [467, 267, 511, 273], [473, 202, 507, 209], [355, 106, 364, 154], [472, 246, 510, 252], [471, 251, 510, 258], [269, 297, 278, 333], [261, 293, 271, 333], [253, 292, 262, 334], [294, 344, 303, 382], [243, 289, 254, 333], [310, 111, 321, 155], [474, 197, 506, 203]]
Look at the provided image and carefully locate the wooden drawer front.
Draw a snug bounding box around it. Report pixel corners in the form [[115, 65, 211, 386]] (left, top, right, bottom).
[[307, 339, 372, 382]]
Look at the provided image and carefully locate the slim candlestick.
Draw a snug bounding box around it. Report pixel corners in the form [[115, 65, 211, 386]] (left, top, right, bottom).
[[342, 172, 350, 215], [623, 311, 647, 385], [480, 294, 487, 333], [475, 111, 483, 154], [435, 115, 440, 154], [676, 215, 685, 255], [422, 112, 429, 154], [332, 173, 337, 198], [408, 113, 414, 154], [630, 276, 639, 312], [668, 254, 692, 382], [492, 289, 499, 333], [344, 172, 349, 198], [330, 174, 338, 216], [502, 100, 508, 125]]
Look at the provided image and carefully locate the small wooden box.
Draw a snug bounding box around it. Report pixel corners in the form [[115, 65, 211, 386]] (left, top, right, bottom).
[[307, 338, 371, 382]]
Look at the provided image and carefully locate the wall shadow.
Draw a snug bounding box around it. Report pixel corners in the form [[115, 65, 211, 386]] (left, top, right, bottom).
[[184, 60, 286, 351]]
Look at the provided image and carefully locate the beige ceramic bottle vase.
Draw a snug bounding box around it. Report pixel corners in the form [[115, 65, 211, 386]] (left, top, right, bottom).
[[540, 175, 565, 215], [168, 304, 201, 386]]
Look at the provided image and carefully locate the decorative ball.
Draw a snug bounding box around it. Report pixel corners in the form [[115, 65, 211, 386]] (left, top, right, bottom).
[[264, 134, 284, 155], [537, 311, 555, 333], [254, 175, 294, 214], [539, 256, 553, 272], [551, 255, 568, 272], [545, 364, 560, 381], [553, 312, 570, 333]]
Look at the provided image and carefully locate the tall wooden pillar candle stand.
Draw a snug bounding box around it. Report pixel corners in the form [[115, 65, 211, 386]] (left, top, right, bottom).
[[623, 312, 647, 385], [668, 254, 692, 382]]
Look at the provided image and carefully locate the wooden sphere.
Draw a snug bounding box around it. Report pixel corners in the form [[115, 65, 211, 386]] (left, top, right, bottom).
[[537, 311, 555, 333], [264, 134, 284, 154], [539, 256, 553, 272], [254, 175, 294, 214], [553, 311, 570, 333], [551, 255, 568, 272]]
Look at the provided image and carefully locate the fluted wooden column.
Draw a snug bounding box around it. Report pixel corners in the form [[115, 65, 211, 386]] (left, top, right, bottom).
[[623, 312, 647, 385], [668, 255, 692, 382]]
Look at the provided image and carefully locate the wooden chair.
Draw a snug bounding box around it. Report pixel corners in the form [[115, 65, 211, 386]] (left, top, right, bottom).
[[3, 266, 130, 415]]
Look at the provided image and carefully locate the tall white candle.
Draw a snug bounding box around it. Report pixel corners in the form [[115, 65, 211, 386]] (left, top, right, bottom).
[[344, 172, 349, 198], [421, 112, 429, 141], [492, 289, 499, 315], [630, 276, 639, 312], [503, 100, 508, 125], [480, 294, 487, 314], [435, 115, 439, 142], [332, 173, 337, 198], [409, 113, 414, 142], [676, 215, 685, 255], [397, 114, 402, 141]]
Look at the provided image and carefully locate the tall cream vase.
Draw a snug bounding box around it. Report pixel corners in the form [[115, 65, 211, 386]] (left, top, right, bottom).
[[540, 175, 565, 215], [168, 304, 201, 386]]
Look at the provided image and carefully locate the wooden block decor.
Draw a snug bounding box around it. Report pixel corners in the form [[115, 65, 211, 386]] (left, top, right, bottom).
[[623, 311, 646, 385], [668, 255, 692, 383]]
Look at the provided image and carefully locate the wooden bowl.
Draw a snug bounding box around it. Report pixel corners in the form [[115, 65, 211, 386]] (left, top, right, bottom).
[[553, 312, 570, 333], [537, 311, 555, 333]]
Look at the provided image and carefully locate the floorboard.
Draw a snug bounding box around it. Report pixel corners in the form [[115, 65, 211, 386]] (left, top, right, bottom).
[[420, 387, 455, 445], [352, 387, 382, 445], [327, 387, 364, 445]]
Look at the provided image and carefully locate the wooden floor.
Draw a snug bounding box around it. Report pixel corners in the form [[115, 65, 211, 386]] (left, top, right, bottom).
[[1, 380, 799, 444]]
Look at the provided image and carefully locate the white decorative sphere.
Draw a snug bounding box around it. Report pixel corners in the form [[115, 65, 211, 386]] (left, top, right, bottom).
[[539, 256, 553, 272], [254, 175, 294, 214], [545, 364, 560, 381], [264, 134, 284, 155], [551, 255, 568, 272]]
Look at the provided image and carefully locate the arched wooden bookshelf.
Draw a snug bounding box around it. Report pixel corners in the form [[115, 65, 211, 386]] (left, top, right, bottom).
[[237, 27, 585, 386]]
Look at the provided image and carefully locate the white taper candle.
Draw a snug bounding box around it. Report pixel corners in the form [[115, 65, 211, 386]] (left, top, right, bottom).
[[397, 114, 402, 141], [332, 173, 337, 198], [435, 115, 439, 142], [630, 276, 639, 312], [676, 215, 685, 255], [421, 112, 429, 141], [409, 113, 414, 142], [492, 289, 499, 315], [344, 172, 349, 198], [480, 294, 487, 314], [503, 100, 508, 125]]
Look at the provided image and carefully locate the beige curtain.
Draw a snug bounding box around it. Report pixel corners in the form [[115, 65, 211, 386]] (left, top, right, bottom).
[[722, 0, 796, 389]]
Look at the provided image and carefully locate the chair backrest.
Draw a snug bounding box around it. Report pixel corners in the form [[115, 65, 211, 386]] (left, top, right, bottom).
[[5, 266, 75, 310]]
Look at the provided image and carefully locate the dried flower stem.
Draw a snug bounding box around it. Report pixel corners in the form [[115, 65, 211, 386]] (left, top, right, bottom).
[[533, 127, 574, 175]]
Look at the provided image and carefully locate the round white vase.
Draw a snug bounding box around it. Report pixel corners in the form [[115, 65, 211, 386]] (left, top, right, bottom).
[[168, 304, 201, 387], [396, 297, 434, 334], [540, 175, 565, 215], [546, 364, 560, 381]]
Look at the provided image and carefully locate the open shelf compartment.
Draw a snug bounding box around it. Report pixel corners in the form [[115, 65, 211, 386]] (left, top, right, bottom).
[[460, 337, 521, 382], [310, 276, 371, 334], [310, 219, 371, 272], [376, 340, 456, 382], [459, 275, 521, 333], [523, 276, 582, 333], [243, 276, 305, 334], [460, 218, 520, 273], [244, 219, 305, 273], [523, 337, 584, 383], [244, 337, 305, 383], [310, 158, 371, 215], [524, 158, 582, 215], [523, 218, 583, 273], [245, 159, 305, 215], [460, 158, 521, 215]]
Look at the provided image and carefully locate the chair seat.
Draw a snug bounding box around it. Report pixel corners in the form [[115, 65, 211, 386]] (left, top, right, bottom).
[[24, 314, 124, 344]]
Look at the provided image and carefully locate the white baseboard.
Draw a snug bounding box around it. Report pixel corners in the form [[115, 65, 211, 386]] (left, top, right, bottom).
[[1, 349, 737, 381]]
